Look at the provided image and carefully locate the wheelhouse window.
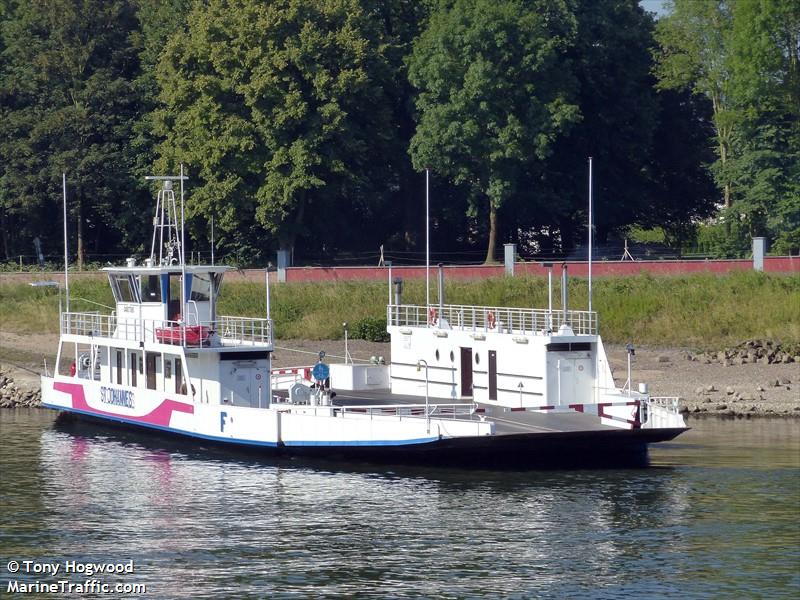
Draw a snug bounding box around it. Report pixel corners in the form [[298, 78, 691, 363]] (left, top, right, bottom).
[[111, 275, 138, 303], [140, 275, 162, 302], [190, 273, 213, 302]]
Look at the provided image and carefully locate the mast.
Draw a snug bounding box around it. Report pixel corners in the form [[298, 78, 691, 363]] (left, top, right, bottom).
[[62, 173, 70, 314], [588, 156, 593, 313], [180, 164, 186, 324], [425, 168, 430, 315]]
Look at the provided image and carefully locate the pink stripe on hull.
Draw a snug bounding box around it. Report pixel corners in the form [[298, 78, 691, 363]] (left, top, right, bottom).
[[53, 382, 194, 427]]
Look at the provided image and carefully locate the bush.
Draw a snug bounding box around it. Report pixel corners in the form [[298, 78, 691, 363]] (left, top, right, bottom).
[[350, 317, 389, 342]]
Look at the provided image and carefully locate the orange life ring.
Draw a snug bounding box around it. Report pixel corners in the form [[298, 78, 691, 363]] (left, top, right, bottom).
[[487, 311, 496, 329], [428, 308, 438, 325]]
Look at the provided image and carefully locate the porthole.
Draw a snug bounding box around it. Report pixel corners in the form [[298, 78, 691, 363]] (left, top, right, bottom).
[[450, 351, 455, 362], [475, 353, 480, 365], [435, 349, 440, 361]]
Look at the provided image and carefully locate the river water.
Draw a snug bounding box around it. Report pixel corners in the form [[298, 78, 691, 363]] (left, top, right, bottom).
[[1, 410, 798, 599]]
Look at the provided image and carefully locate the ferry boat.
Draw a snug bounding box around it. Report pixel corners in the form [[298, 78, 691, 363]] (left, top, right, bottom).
[[40, 176, 687, 468]]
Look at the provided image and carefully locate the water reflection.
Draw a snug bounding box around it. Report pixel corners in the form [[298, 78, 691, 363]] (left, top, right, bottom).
[[0, 410, 797, 598]]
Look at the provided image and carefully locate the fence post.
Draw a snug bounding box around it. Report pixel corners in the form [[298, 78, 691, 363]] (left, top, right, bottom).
[[752, 237, 765, 271], [504, 243, 516, 276]]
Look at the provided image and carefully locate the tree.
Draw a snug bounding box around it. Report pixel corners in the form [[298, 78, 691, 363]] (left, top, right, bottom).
[[407, 0, 580, 263], [154, 0, 410, 262], [654, 0, 735, 210], [0, 0, 144, 267], [654, 0, 800, 256], [727, 0, 800, 254], [536, 0, 664, 252]]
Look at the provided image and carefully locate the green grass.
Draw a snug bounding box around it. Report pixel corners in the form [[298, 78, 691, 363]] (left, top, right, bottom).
[[1, 271, 798, 350]]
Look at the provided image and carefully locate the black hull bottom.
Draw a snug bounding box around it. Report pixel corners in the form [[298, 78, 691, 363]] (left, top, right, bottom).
[[54, 412, 687, 470]]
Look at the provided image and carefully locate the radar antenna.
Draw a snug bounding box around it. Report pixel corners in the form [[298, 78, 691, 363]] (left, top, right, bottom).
[[146, 175, 188, 266]]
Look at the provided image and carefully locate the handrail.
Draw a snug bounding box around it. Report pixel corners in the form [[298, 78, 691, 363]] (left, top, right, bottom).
[[60, 311, 272, 348], [646, 396, 681, 414], [387, 303, 598, 335], [338, 403, 478, 420]]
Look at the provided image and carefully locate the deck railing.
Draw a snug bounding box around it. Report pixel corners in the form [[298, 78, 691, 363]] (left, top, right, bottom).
[[338, 403, 479, 420], [387, 303, 598, 336], [61, 311, 272, 348], [646, 396, 681, 414]]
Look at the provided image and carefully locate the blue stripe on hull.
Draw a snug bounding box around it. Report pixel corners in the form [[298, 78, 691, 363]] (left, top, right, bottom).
[[284, 437, 439, 447], [43, 403, 440, 449]]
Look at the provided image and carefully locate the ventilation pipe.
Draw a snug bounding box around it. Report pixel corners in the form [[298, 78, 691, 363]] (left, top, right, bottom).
[[561, 263, 568, 323], [393, 277, 403, 325]]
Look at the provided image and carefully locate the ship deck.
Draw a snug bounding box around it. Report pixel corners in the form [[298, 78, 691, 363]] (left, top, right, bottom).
[[275, 388, 620, 435]]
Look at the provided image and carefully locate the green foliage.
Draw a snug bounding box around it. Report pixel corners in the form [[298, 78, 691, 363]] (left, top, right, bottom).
[[0, 0, 148, 264], [350, 317, 389, 342], [408, 0, 580, 262], [153, 0, 420, 260], [654, 0, 800, 257]]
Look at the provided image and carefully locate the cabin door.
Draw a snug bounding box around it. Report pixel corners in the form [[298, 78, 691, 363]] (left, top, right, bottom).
[[488, 350, 498, 400], [460, 347, 473, 397], [146, 354, 157, 390]]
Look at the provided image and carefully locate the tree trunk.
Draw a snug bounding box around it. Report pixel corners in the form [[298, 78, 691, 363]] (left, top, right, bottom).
[[0, 209, 9, 260], [484, 200, 498, 264]]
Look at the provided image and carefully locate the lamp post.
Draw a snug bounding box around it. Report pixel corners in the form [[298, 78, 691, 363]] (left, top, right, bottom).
[[417, 359, 430, 433], [625, 343, 635, 396]]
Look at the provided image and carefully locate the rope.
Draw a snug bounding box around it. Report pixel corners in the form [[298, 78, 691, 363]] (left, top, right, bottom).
[[273, 345, 372, 364]]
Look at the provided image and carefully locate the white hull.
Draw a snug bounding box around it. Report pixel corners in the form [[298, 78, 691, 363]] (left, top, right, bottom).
[[41, 376, 492, 450]]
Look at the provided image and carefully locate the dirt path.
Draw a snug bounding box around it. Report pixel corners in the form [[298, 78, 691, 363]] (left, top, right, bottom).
[[2, 331, 797, 417]]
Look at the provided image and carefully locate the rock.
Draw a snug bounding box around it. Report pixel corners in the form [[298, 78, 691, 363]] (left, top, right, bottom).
[[715, 404, 728, 410], [695, 386, 705, 395], [756, 385, 765, 392], [658, 355, 670, 363], [706, 384, 717, 392], [726, 386, 735, 395], [780, 378, 791, 385]]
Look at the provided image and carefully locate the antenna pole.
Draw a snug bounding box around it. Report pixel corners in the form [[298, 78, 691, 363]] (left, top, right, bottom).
[[588, 156, 593, 313], [425, 168, 430, 314], [180, 164, 186, 323], [265, 267, 271, 320], [62, 173, 69, 314]]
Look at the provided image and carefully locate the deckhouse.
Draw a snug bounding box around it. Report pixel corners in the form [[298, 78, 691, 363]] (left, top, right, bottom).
[[56, 177, 272, 410]]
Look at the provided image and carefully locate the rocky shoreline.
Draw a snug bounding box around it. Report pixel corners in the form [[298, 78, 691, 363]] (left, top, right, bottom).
[[0, 368, 42, 408]]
